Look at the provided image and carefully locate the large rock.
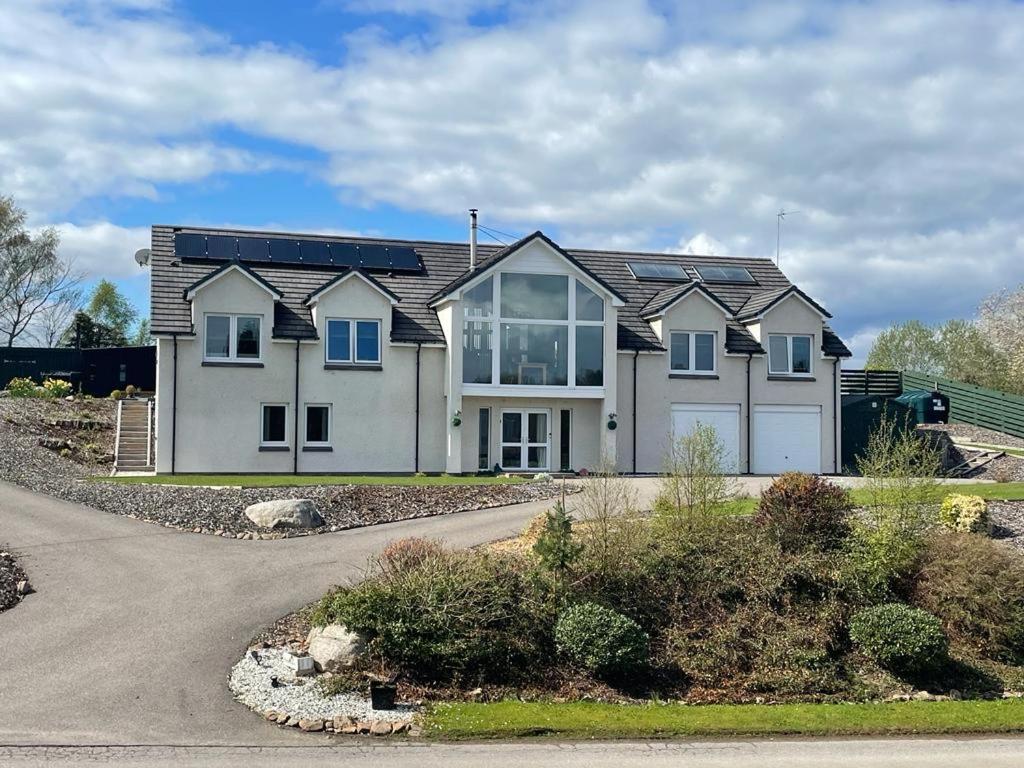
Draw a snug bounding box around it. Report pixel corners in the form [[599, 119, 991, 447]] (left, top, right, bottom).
[[306, 624, 367, 672], [244, 499, 323, 529]]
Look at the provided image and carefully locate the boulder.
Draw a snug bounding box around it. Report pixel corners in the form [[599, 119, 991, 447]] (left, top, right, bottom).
[[244, 499, 324, 529], [306, 624, 367, 672]]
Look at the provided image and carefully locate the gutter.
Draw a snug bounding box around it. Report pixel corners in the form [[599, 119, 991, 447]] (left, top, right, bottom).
[[294, 340, 300, 474], [171, 335, 178, 474], [632, 350, 639, 474], [833, 357, 840, 474], [745, 353, 752, 474], [415, 343, 422, 472]]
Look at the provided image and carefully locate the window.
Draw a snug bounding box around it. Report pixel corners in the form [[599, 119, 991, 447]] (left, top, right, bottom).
[[260, 404, 288, 448], [768, 334, 814, 375], [462, 273, 605, 387], [627, 261, 687, 281], [305, 404, 331, 446], [326, 319, 380, 364], [204, 314, 261, 362], [478, 407, 490, 471], [669, 331, 716, 373]]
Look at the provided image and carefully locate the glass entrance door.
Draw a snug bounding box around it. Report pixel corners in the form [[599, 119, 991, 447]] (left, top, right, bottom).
[[500, 409, 550, 470]]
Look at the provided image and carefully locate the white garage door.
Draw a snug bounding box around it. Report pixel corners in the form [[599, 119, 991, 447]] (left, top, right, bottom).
[[671, 404, 740, 473], [753, 405, 821, 474]]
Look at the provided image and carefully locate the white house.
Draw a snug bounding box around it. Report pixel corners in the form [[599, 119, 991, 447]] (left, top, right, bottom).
[[148, 221, 850, 475]]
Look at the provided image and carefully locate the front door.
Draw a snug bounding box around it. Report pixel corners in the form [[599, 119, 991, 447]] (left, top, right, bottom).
[[500, 409, 550, 470]]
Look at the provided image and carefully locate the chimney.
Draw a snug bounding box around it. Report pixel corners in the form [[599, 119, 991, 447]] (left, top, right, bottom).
[[469, 208, 478, 271]]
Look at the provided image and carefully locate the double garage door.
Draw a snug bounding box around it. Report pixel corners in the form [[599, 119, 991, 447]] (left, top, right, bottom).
[[670, 403, 821, 475]]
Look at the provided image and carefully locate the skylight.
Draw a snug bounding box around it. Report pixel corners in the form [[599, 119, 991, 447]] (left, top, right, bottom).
[[694, 265, 756, 284], [627, 261, 688, 281]]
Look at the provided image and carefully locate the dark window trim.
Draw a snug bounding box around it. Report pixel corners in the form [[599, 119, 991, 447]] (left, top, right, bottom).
[[302, 446, 334, 452], [767, 375, 817, 382], [324, 363, 383, 371], [202, 361, 265, 368], [258, 446, 290, 452], [669, 373, 720, 380]]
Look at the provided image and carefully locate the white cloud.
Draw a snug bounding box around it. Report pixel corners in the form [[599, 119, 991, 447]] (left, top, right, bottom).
[[3, 0, 1024, 355], [53, 221, 152, 280]]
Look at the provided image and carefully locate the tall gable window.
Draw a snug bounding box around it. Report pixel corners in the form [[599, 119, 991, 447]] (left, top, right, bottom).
[[204, 314, 261, 363], [462, 273, 604, 387]]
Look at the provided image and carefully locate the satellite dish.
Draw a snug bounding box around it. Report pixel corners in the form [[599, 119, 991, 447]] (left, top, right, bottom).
[[134, 248, 151, 267]]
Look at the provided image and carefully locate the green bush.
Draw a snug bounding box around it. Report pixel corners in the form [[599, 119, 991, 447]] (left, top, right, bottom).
[[108, 389, 123, 401], [913, 532, 1024, 662], [755, 473, 852, 552], [532, 501, 582, 577], [124, 384, 138, 397], [555, 602, 649, 678], [938, 494, 989, 534], [42, 378, 73, 398], [5, 377, 38, 397], [849, 603, 947, 673], [311, 546, 551, 684]]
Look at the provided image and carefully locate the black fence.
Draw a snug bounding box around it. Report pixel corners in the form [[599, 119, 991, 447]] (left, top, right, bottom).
[[840, 369, 903, 397], [0, 346, 155, 397]]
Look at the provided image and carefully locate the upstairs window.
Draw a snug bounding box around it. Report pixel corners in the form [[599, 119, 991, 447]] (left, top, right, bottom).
[[326, 319, 381, 364], [204, 314, 261, 362], [670, 331, 716, 373], [768, 334, 813, 375]]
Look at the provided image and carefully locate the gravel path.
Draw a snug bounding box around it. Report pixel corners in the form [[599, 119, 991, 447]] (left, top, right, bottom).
[[0, 398, 571, 537], [0, 546, 28, 612], [925, 423, 1024, 451], [991, 501, 1024, 552], [229, 649, 417, 723]]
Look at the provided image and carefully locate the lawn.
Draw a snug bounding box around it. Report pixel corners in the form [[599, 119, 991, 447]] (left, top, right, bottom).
[[426, 699, 1024, 740], [99, 473, 527, 487]]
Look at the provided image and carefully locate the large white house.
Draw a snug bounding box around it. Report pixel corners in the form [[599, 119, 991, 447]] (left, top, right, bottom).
[[148, 221, 850, 475]]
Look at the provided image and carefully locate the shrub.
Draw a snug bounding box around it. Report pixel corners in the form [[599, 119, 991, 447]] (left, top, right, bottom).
[[938, 494, 989, 534], [311, 547, 551, 683], [42, 378, 73, 398], [5, 377, 37, 397], [657, 422, 737, 518], [532, 501, 582, 578], [755, 473, 852, 552], [108, 389, 123, 400], [555, 602, 649, 678], [125, 384, 138, 397], [849, 603, 947, 673], [379, 537, 446, 572], [913, 532, 1024, 662]]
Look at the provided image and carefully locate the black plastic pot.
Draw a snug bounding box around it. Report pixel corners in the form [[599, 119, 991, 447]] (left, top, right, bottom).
[[370, 681, 397, 710]]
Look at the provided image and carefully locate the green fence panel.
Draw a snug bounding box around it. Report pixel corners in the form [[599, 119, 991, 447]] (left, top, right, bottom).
[[903, 372, 1024, 439]]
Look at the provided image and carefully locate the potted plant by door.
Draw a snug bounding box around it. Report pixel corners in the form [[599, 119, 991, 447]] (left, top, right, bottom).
[[369, 675, 398, 710], [607, 412, 618, 430]]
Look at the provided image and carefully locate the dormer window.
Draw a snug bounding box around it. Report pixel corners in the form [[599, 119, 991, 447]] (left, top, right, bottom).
[[326, 318, 381, 365], [204, 314, 261, 363], [670, 331, 716, 374], [768, 334, 813, 376]]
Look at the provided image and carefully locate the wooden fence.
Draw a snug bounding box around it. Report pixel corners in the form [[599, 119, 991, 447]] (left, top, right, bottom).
[[903, 371, 1024, 439], [840, 369, 903, 397]]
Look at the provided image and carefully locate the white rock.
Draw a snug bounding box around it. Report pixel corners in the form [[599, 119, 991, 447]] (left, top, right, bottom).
[[244, 499, 324, 529], [307, 624, 367, 672]]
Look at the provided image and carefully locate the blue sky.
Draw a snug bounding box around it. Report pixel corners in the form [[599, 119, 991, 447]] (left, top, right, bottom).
[[3, 0, 1023, 362]]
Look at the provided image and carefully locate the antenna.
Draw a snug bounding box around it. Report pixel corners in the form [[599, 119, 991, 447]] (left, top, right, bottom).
[[134, 248, 151, 268], [776, 209, 800, 266]]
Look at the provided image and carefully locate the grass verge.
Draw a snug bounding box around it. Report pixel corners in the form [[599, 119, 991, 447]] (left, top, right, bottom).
[[97, 473, 526, 487], [425, 699, 1024, 740]]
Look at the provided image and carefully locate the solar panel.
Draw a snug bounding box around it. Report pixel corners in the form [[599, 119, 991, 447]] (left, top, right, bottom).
[[358, 244, 391, 269], [331, 243, 359, 268], [237, 237, 271, 262], [205, 235, 238, 260], [299, 240, 332, 266], [695, 265, 755, 284], [174, 233, 207, 258], [269, 239, 300, 263], [389, 246, 421, 271], [628, 261, 687, 281]]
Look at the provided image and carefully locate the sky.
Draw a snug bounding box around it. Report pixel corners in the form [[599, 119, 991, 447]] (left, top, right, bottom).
[[2, 0, 1023, 363]]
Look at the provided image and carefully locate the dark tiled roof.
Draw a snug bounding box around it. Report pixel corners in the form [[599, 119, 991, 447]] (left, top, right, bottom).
[[735, 285, 832, 321], [304, 268, 401, 306], [182, 260, 284, 300], [639, 283, 733, 319], [150, 225, 849, 356]]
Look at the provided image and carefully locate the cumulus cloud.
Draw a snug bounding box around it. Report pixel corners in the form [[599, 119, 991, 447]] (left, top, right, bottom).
[[2, 0, 1024, 352], [54, 222, 152, 280]]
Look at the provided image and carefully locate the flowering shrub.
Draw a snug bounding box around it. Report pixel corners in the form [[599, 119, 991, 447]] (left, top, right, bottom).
[[42, 378, 73, 398], [4, 377, 38, 397]]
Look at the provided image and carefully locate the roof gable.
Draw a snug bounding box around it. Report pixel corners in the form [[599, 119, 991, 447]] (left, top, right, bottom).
[[735, 286, 831, 322], [305, 268, 401, 307], [640, 282, 734, 320], [182, 261, 283, 301]]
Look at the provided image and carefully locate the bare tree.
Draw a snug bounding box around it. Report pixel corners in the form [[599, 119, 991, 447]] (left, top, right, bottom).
[[27, 287, 83, 347], [0, 196, 80, 347], [978, 284, 1024, 394]]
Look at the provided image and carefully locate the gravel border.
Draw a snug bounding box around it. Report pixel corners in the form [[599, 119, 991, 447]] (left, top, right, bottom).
[[229, 648, 419, 736], [0, 547, 30, 613]]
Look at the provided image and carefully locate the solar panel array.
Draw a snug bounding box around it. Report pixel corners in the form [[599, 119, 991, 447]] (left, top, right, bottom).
[[627, 261, 688, 281], [695, 265, 756, 284], [174, 232, 423, 272]]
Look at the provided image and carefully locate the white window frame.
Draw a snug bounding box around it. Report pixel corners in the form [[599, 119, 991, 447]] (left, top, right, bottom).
[[260, 403, 289, 448], [303, 403, 332, 448], [768, 334, 814, 376], [461, 272, 605, 388], [325, 318, 382, 365], [499, 408, 551, 471], [203, 313, 262, 363], [669, 330, 717, 374]]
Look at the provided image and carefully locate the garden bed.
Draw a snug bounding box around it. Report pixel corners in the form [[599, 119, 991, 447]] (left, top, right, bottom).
[[0, 399, 570, 537], [0, 546, 30, 613]]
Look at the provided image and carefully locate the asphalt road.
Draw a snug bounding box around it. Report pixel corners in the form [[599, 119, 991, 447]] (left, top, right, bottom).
[[1, 478, 1019, 766]]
